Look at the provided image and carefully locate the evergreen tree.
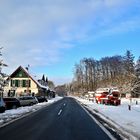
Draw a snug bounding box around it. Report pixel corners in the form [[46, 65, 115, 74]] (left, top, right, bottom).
[[45, 76, 48, 84], [123, 50, 135, 74], [131, 56, 140, 97], [121, 50, 135, 95], [42, 74, 45, 82], [135, 56, 140, 78]]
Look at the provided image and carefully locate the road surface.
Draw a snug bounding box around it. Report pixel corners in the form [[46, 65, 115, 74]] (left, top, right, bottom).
[[0, 97, 113, 140]]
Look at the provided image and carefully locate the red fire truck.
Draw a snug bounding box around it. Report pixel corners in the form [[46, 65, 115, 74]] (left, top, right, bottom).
[[95, 88, 121, 106]]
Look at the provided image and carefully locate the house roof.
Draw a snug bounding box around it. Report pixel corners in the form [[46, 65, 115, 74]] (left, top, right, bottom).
[[8, 66, 49, 90]]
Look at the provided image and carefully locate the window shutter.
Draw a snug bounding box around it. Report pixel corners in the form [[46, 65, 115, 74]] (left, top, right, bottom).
[[11, 80, 13, 86]]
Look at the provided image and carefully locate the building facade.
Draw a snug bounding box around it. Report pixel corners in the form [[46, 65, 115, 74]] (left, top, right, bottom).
[[4, 66, 49, 97]]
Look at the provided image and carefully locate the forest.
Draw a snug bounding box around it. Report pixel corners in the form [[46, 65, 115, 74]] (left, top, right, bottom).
[[69, 50, 140, 97]]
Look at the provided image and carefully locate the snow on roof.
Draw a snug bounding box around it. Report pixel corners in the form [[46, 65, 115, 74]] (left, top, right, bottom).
[[96, 87, 119, 93], [11, 66, 49, 90], [96, 88, 109, 92], [22, 67, 49, 90], [88, 91, 95, 94]]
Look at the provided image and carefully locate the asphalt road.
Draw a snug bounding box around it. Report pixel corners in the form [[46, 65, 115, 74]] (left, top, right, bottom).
[[0, 97, 112, 140]]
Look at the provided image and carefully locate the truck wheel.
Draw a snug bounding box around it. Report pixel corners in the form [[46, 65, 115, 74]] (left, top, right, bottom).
[[105, 100, 108, 105], [116, 102, 118, 106], [101, 100, 104, 104]]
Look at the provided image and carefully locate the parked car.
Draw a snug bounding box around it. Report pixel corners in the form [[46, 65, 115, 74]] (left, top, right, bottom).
[[3, 97, 21, 110], [0, 97, 6, 113], [35, 96, 48, 103], [18, 96, 38, 106]]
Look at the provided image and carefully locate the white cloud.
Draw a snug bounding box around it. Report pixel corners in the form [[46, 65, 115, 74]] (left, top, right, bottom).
[[0, 0, 140, 84], [85, 17, 140, 41]]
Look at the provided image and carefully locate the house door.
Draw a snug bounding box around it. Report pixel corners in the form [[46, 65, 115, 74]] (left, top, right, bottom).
[[8, 90, 15, 97]]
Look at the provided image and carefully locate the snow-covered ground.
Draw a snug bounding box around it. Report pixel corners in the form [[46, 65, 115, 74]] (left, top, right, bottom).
[[75, 97, 140, 139], [0, 96, 63, 126]]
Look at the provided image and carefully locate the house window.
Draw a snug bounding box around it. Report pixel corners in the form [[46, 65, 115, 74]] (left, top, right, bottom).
[[11, 80, 15, 87], [11, 80, 13, 86], [15, 80, 19, 87], [22, 80, 31, 87], [22, 80, 26, 87], [26, 80, 31, 87]]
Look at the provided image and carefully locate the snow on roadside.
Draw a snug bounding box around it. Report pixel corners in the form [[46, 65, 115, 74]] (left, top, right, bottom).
[[0, 96, 63, 126], [74, 97, 140, 139]]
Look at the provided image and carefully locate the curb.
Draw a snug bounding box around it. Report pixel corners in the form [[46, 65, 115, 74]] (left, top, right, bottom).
[[82, 103, 139, 140], [75, 100, 117, 140]]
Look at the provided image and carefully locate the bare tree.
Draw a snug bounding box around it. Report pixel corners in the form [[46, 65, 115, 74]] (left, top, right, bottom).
[[72, 50, 139, 97], [131, 56, 140, 97], [0, 47, 8, 97]]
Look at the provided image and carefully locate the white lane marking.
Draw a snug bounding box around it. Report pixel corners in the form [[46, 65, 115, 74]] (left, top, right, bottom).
[[58, 109, 63, 116], [76, 100, 117, 140]]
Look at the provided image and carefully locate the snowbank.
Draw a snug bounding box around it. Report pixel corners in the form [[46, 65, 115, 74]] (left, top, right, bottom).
[[75, 97, 140, 139], [0, 96, 63, 126]]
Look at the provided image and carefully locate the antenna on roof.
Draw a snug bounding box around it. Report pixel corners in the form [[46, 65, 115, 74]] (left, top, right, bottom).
[[25, 64, 30, 71]]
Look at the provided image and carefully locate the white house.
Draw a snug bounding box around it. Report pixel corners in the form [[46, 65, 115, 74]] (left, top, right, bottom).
[[4, 66, 49, 97]]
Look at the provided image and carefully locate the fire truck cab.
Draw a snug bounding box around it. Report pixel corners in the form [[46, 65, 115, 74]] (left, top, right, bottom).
[[95, 87, 121, 106]]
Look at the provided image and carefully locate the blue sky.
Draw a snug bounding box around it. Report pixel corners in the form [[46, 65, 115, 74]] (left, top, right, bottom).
[[1, 0, 140, 85]]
